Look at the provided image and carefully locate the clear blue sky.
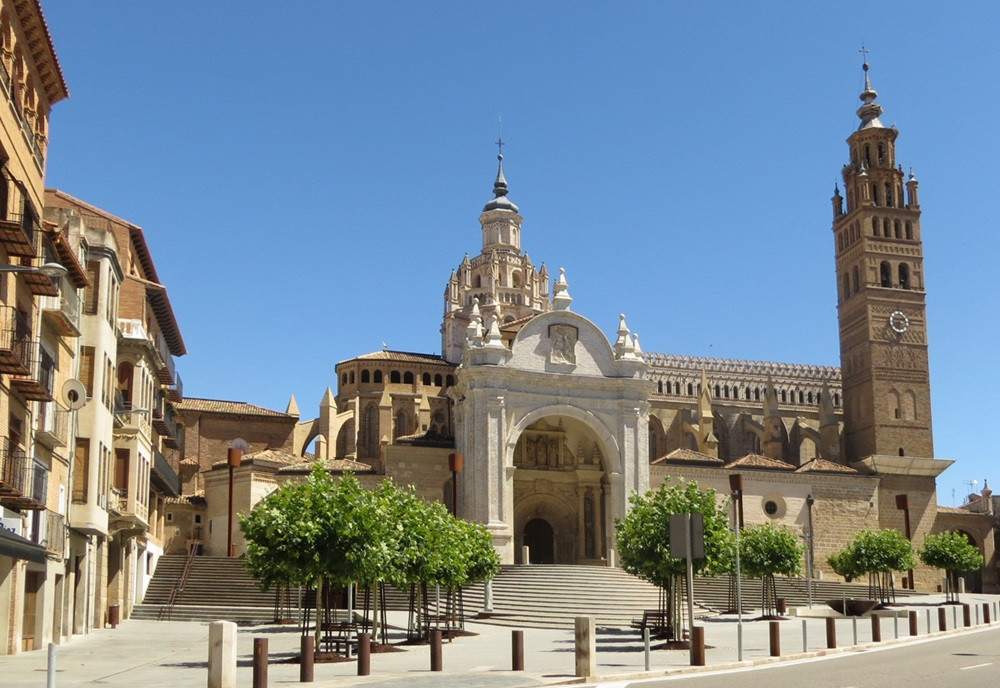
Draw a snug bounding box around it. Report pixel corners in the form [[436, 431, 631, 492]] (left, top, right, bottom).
[[41, 2, 999, 506]]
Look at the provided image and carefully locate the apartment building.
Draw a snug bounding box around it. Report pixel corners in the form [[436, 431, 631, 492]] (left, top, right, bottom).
[[0, 0, 72, 654]]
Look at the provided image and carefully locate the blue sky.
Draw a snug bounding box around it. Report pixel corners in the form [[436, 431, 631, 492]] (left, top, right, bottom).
[[41, 2, 999, 506]]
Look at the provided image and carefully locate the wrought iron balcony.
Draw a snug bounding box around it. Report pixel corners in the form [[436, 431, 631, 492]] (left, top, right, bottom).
[[0, 209, 37, 258], [118, 318, 176, 385], [21, 234, 59, 297], [0, 438, 28, 498], [152, 395, 179, 449], [2, 452, 46, 511], [11, 344, 55, 402], [113, 393, 148, 431], [152, 448, 181, 498], [0, 306, 31, 375], [167, 370, 183, 403], [42, 510, 65, 557], [35, 402, 68, 449]]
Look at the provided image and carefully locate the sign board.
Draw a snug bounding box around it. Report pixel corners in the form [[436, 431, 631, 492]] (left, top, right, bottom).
[[669, 513, 705, 559], [1, 505, 23, 537]]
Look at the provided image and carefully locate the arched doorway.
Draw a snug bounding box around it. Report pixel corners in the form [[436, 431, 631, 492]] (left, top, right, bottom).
[[523, 518, 554, 564]]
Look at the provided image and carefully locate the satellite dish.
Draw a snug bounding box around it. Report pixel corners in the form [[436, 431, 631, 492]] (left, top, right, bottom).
[[62, 379, 87, 410]]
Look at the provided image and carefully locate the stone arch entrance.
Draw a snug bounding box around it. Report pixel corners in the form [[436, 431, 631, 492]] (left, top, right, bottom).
[[523, 518, 555, 564], [510, 414, 613, 564]]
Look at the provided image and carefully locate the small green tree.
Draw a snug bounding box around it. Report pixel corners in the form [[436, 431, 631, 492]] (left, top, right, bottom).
[[830, 529, 914, 605], [827, 549, 862, 583], [616, 479, 732, 640], [919, 532, 984, 603], [739, 523, 803, 617]]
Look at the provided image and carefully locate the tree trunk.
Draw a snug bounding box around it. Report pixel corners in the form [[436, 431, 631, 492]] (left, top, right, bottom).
[[314, 576, 323, 647]]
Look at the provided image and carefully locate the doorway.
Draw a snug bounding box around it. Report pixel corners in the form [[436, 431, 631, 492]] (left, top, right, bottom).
[[22, 571, 42, 651], [523, 518, 555, 564]]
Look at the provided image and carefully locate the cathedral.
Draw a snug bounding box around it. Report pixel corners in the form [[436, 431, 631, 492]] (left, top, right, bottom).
[[186, 63, 997, 592]]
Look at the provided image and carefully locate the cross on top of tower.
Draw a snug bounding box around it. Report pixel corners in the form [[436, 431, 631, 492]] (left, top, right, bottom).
[[859, 44, 870, 67]]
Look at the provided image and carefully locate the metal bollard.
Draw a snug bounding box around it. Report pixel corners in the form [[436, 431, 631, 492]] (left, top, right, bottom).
[[47, 643, 56, 688], [801, 619, 807, 653], [769, 621, 780, 657], [299, 635, 314, 683], [870, 614, 881, 642], [952, 606, 958, 629], [430, 629, 443, 671], [962, 604, 971, 627], [893, 613, 898, 639], [643, 628, 650, 671], [512, 630, 524, 671], [691, 626, 706, 666], [909, 610, 918, 636], [925, 609, 931, 634], [253, 638, 268, 688], [825, 617, 836, 648], [938, 607, 947, 632], [358, 633, 371, 676], [852, 617, 858, 645]]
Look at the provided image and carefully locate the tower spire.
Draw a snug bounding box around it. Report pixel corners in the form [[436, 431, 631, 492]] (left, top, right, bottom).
[[856, 48, 884, 130], [483, 132, 518, 213]]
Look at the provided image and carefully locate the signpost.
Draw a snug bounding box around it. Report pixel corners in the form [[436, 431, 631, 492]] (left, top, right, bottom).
[[670, 513, 704, 664]]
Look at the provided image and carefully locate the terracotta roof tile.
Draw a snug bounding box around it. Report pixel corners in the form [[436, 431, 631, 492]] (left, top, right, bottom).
[[796, 458, 858, 474], [725, 454, 796, 471], [652, 448, 725, 466], [277, 458, 374, 473], [178, 397, 293, 418], [345, 350, 453, 366], [936, 505, 983, 515]]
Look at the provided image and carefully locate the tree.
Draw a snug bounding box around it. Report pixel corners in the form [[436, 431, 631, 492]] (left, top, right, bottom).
[[616, 479, 732, 641], [919, 531, 984, 603], [828, 529, 914, 605], [738, 523, 803, 617]]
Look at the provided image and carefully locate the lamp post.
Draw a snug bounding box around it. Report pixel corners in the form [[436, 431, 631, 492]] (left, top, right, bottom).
[[0, 262, 68, 278], [448, 453, 463, 518], [728, 473, 744, 530], [227, 443, 245, 557], [731, 489, 743, 661], [805, 494, 815, 608], [895, 494, 914, 589]]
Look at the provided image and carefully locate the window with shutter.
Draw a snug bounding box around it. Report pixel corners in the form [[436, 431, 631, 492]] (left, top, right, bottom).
[[114, 448, 129, 492], [73, 438, 90, 502], [83, 261, 100, 315], [79, 347, 95, 397]]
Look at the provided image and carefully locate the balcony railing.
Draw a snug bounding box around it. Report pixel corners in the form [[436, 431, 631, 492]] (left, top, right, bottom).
[[118, 318, 177, 386], [41, 279, 81, 336], [42, 510, 65, 557], [152, 395, 179, 448], [0, 210, 37, 257], [167, 371, 183, 403], [152, 448, 181, 497], [11, 343, 56, 402], [0, 439, 28, 497], [0, 306, 31, 375], [152, 328, 176, 386], [35, 401, 68, 448]]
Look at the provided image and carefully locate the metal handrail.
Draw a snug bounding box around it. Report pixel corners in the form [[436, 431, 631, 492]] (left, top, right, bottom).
[[161, 544, 198, 620]]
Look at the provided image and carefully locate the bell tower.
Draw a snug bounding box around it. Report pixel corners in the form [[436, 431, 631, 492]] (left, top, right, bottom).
[[833, 56, 933, 461]]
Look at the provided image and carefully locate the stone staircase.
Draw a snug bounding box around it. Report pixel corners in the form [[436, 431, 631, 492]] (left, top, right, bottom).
[[135, 556, 924, 628]]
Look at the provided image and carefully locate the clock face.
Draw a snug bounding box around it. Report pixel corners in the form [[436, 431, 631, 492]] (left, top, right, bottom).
[[889, 310, 910, 334]]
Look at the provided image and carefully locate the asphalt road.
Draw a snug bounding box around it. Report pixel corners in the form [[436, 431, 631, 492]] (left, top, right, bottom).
[[604, 626, 1000, 688]]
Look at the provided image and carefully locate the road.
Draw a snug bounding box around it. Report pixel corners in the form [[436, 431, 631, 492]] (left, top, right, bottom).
[[602, 626, 1000, 688]]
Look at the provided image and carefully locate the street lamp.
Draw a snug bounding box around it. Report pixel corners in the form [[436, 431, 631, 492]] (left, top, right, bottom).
[[731, 489, 743, 662], [728, 473, 744, 530], [448, 453, 463, 518], [0, 262, 68, 278], [805, 494, 815, 608]]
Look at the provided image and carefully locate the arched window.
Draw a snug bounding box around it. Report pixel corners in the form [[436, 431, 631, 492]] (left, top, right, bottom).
[[807, 391, 814, 404], [117, 362, 134, 402], [422, 372, 431, 385], [512, 271, 521, 288], [349, 371, 355, 384], [877, 143, 884, 163], [687, 383, 694, 395], [894, 219, 901, 238], [341, 373, 347, 385], [754, 388, 760, 401], [864, 144, 871, 166], [903, 390, 917, 420], [905, 222, 913, 240], [361, 369, 371, 383], [852, 266, 860, 294], [872, 184, 879, 206], [373, 370, 383, 383], [880, 261, 892, 287], [843, 273, 850, 302], [446, 375, 455, 386], [889, 389, 901, 419], [394, 411, 408, 439], [871, 217, 878, 235], [781, 390, 787, 403], [403, 371, 414, 384], [834, 393, 840, 406], [657, 381, 663, 394], [898, 263, 910, 289], [745, 388, 751, 400], [714, 385, 721, 397], [674, 382, 681, 394], [885, 183, 892, 207], [898, 447, 905, 456], [434, 374, 442, 386], [390, 370, 401, 383], [473, 275, 481, 288], [883, 218, 891, 237], [798, 391, 804, 403], [362, 405, 379, 458], [723, 386, 730, 399]]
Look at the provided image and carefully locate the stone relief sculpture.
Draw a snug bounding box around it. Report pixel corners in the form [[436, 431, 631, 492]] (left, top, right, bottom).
[[549, 323, 578, 365]]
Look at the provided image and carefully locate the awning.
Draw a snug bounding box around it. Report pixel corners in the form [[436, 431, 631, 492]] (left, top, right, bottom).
[[0, 528, 46, 564]]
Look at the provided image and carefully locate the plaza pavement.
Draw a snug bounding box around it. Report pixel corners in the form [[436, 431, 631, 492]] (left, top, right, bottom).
[[3, 592, 999, 688]]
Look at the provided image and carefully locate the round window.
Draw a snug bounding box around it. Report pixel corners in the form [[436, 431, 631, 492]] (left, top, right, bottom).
[[764, 500, 779, 516], [760, 494, 786, 519]]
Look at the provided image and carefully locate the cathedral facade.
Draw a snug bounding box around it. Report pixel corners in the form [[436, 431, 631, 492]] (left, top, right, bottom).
[[277, 63, 996, 590]]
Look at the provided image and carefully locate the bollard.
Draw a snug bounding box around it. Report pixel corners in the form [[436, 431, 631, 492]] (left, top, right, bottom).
[[208, 621, 237, 688], [925, 609, 931, 634], [47, 643, 56, 688], [962, 604, 971, 627], [253, 638, 268, 688], [511, 630, 524, 671], [975, 604, 980, 625], [521, 545, 530, 565], [299, 635, 314, 683], [825, 617, 836, 648], [483, 579, 494, 613], [769, 621, 780, 657], [430, 629, 443, 671], [643, 628, 650, 671], [801, 619, 807, 653], [575, 616, 596, 678], [984, 603, 991, 625], [938, 607, 947, 632], [952, 605, 958, 629], [691, 626, 705, 666], [358, 633, 371, 676], [852, 617, 858, 645], [108, 604, 120, 629], [909, 610, 918, 636], [607, 549, 617, 568], [870, 614, 881, 643], [893, 613, 898, 639]]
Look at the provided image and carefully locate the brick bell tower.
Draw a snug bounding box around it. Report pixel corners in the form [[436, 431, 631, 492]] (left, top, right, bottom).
[[832, 57, 933, 462]]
